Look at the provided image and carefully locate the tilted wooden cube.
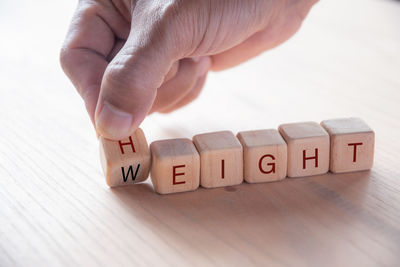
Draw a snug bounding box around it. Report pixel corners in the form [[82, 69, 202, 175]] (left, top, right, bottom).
[[237, 129, 287, 183], [150, 138, 200, 194], [321, 118, 374, 173], [279, 122, 330, 177], [99, 128, 150, 187], [193, 131, 243, 188]]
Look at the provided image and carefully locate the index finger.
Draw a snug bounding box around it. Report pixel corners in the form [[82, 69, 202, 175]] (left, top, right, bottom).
[[60, 0, 129, 125]]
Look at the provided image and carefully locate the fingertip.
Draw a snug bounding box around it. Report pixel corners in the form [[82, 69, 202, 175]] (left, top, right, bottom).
[[95, 102, 134, 140]]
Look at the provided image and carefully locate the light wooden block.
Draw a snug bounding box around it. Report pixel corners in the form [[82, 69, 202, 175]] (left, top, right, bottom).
[[237, 129, 287, 183], [278, 122, 329, 177], [150, 138, 200, 194], [99, 128, 150, 187], [193, 131, 243, 188], [321, 118, 375, 173]]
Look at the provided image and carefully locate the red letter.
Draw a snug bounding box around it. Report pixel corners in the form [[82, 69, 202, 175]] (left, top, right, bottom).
[[303, 148, 318, 169], [172, 165, 186, 185], [348, 142, 363, 162], [258, 154, 276, 174], [118, 136, 135, 154], [221, 159, 225, 179]]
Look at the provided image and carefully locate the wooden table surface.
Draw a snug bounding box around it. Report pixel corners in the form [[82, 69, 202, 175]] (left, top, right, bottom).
[[1, 0, 400, 266]]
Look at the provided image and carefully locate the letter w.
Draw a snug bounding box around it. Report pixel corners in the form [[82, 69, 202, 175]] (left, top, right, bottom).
[[121, 164, 141, 182]]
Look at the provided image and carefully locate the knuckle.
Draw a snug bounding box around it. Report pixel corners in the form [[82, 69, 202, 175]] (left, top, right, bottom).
[[59, 2, 99, 71], [77, 2, 98, 19]]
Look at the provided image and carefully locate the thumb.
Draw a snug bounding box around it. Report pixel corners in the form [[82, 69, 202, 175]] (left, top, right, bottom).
[[95, 14, 182, 140]]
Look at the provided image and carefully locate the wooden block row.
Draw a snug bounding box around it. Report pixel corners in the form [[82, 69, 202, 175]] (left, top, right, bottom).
[[99, 118, 374, 194]]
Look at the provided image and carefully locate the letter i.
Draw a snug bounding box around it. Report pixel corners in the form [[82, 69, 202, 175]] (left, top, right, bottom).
[[221, 159, 225, 179]]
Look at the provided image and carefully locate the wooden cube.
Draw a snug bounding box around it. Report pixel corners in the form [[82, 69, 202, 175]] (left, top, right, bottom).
[[150, 138, 200, 194], [321, 118, 374, 173], [278, 122, 329, 177], [193, 131, 243, 188], [237, 129, 287, 183], [99, 128, 150, 187]]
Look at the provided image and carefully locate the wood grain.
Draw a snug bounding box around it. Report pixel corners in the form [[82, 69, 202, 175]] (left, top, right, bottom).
[[1, 0, 400, 266]]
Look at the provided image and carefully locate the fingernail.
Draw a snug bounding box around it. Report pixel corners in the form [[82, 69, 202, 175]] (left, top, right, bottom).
[[197, 57, 211, 77], [95, 102, 133, 140], [192, 56, 201, 62]]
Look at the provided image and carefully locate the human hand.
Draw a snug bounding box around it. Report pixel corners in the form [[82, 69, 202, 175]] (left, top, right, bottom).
[[60, 0, 317, 140]]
